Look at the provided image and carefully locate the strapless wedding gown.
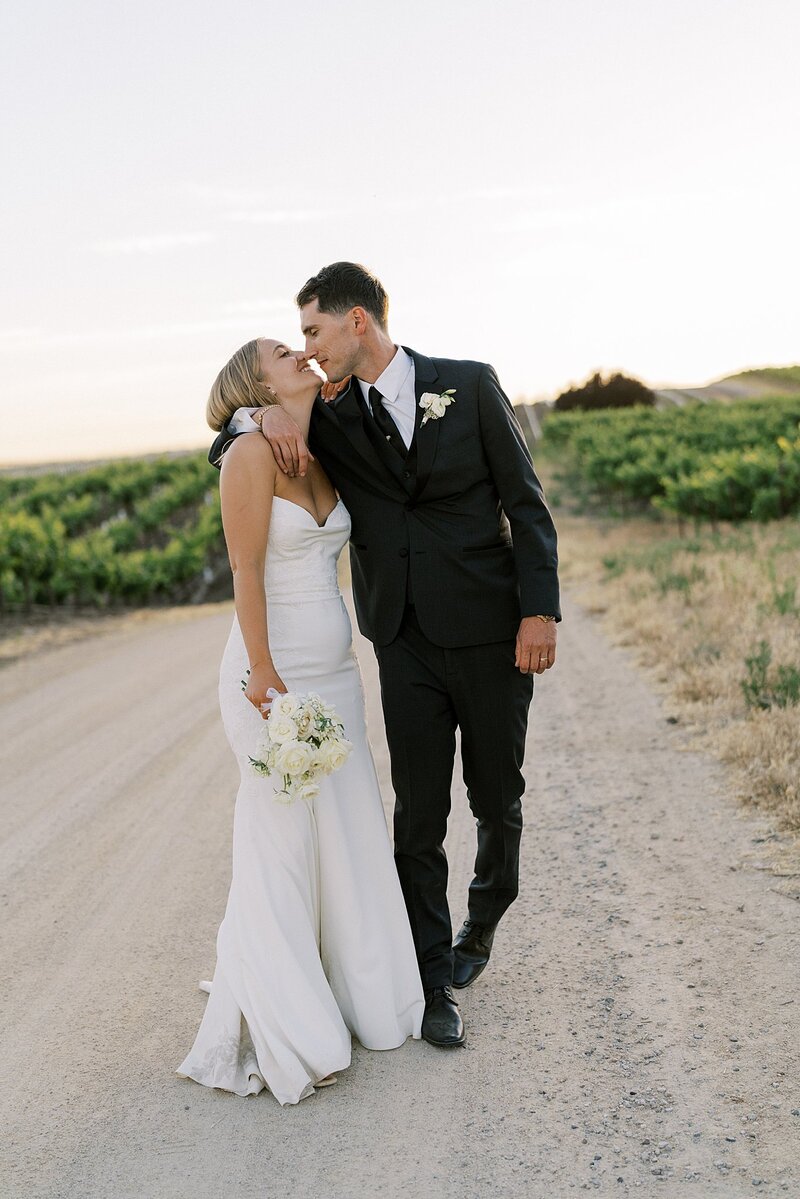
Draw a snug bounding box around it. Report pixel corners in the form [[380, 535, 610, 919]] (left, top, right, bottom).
[[177, 496, 424, 1105]]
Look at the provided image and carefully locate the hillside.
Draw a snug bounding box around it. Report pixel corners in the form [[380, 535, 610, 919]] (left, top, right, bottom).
[[655, 364, 800, 407]]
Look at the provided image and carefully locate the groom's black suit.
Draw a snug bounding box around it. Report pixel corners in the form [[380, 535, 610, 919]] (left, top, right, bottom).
[[209, 348, 560, 990]]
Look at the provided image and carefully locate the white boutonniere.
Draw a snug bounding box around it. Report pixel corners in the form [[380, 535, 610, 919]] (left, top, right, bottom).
[[419, 388, 456, 426]]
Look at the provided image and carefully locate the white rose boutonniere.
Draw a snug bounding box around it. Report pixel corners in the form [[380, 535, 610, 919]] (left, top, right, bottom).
[[419, 388, 456, 426]]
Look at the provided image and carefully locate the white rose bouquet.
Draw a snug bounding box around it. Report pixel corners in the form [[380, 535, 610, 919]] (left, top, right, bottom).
[[249, 689, 353, 804]]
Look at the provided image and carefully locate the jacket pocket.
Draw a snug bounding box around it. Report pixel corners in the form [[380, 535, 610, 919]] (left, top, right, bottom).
[[461, 542, 512, 554]]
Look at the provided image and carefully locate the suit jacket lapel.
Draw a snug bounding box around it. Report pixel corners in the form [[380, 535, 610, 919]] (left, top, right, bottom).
[[329, 377, 381, 461], [405, 347, 440, 501], [324, 378, 408, 496], [318, 350, 442, 500]]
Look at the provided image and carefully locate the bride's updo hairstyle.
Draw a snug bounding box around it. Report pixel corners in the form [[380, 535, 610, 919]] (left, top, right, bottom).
[[206, 339, 279, 431]]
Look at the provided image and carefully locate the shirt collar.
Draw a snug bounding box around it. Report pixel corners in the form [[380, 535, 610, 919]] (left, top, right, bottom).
[[357, 346, 413, 405]]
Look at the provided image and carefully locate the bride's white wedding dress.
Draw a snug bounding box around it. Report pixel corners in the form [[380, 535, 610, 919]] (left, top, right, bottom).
[[177, 496, 424, 1105]]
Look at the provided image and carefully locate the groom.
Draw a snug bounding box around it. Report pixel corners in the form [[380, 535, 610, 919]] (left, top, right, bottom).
[[209, 262, 560, 1047]]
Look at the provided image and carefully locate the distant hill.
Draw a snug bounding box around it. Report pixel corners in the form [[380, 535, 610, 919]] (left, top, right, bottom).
[[655, 365, 800, 407], [0, 448, 197, 478], [515, 364, 800, 440]]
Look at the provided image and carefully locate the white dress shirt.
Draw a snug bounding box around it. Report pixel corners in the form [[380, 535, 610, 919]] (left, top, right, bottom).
[[357, 347, 417, 450], [227, 407, 261, 435]]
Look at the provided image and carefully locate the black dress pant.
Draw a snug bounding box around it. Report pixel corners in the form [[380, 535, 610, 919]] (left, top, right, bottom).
[[374, 605, 534, 991]]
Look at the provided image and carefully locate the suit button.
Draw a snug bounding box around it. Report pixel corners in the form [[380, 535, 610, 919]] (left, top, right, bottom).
[[402, 469, 411, 479], [399, 548, 408, 558]]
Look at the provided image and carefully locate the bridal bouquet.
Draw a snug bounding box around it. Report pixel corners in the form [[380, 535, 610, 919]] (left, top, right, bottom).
[[249, 689, 353, 804]]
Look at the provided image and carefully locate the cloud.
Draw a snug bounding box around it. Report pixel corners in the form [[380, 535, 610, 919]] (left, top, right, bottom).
[[493, 205, 610, 234], [454, 185, 555, 204], [0, 313, 296, 353], [176, 182, 341, 225], [225, 208, 337, 225], [181, 179, 557, 227], [220, 298, 294, 316], [491, 189, 716, 237], [0, 327, 43, 344], [179, 183, 275, 207], [375, 186, 557, 218], [92, 232, 215, 255]]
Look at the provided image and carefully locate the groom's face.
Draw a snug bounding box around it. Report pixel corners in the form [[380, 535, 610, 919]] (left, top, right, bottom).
[[299, 299, 360, 384]]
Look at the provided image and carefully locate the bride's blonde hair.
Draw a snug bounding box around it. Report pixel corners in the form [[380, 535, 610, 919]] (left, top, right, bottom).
[[206, 339, 279, 431]]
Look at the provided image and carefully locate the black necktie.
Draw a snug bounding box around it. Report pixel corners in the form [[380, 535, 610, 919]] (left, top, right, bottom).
[[368, 386, 406, 459]]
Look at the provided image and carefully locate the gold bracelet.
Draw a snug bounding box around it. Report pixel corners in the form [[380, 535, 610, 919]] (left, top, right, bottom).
[[531, 614, 556, 622]]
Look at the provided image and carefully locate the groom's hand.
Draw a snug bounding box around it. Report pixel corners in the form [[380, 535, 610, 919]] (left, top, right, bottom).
[[515, 616, 557, 675], [258, 407, 314, 477]]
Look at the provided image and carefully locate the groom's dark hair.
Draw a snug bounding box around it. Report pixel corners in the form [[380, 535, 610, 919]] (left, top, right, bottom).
[[295, 262, 389, 330]]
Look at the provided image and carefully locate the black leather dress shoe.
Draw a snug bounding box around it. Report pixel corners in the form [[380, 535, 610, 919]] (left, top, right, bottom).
[[422, 986, 465, 1047], [452, 919, 498, 989]]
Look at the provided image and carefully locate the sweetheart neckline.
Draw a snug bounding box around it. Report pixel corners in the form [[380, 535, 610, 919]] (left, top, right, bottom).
[[272, 495, 344, 529]]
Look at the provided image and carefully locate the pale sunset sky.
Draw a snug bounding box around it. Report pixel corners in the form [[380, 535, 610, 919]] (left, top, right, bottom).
[[1, 0, 798, 464]]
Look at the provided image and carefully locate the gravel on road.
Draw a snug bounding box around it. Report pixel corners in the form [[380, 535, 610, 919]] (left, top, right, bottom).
[[1, 591, 798, 1198]]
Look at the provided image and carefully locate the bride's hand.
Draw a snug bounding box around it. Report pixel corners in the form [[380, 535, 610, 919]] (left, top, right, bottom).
[[242, 661, 288, 718], [320, 376, 351, 403]]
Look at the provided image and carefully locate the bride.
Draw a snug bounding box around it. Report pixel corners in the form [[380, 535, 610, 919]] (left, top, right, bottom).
[[176, 338, 424, 1105]]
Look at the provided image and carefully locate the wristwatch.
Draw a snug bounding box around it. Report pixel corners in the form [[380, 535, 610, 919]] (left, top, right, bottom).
[[531, 614, 556, 622]]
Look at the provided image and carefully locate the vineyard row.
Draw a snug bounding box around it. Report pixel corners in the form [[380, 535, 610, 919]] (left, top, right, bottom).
[[541, 396, 800, 521], [0, 453, 226, 609]]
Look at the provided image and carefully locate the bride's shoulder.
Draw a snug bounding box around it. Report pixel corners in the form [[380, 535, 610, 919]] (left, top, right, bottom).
[[219, 432, 278, 490], [221, 431, 278, 470]]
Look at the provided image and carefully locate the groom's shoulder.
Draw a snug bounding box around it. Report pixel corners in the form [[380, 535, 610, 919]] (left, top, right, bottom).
[[413, 350, 490, 382], [404, 347, 503, 398], [433, 355, 487, 373]]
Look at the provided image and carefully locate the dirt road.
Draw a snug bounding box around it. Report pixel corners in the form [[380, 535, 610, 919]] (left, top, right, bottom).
[[1, 593, 798, 1197]]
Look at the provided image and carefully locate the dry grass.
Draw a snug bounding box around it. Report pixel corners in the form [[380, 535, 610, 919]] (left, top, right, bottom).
[[543, 462, 800, 851]]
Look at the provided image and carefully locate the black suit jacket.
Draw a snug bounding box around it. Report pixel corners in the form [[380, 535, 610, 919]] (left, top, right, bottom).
[[209, 347, 560, 648]]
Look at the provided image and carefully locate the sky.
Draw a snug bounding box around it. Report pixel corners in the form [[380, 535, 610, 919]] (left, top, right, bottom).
[[1, 0, 799, 464]]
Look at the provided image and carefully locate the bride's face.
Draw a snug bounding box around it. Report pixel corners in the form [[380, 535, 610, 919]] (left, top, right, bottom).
[[257, 339, 320, 404]]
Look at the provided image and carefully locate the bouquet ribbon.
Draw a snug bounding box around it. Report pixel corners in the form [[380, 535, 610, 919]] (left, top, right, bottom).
[[260, 686, 287, 714]]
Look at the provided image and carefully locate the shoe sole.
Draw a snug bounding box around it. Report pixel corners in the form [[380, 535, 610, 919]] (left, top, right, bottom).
[[422, 1032, 466, 1047]]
